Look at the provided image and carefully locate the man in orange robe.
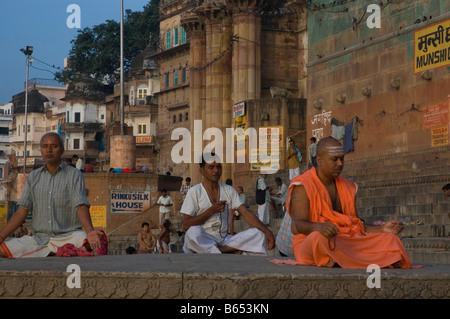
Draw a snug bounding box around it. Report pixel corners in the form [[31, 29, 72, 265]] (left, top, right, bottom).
[[285, 136, 412, 269]]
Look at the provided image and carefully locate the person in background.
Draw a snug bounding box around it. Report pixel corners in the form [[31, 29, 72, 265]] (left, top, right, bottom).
[[138, 222, 156, 254], [72, 154, 84, 172], [308, 136, 318, 169], [256, 172, 270, 225], [157, 189, 173, 227], [287, 138, 301, 180], [180, 177, 192, 202], [270, 177, 287, 211], [158, 219, 172, 254], [84, 159, 94, 173]]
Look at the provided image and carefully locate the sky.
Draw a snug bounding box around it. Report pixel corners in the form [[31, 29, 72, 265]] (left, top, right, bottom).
[[0, 0, 152, 104]]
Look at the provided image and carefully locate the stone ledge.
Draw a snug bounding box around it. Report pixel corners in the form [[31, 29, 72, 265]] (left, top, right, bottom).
[[0, 254, 449, 299]]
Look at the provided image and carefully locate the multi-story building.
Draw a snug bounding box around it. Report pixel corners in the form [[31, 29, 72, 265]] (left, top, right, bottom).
[[0, 102, 13, 156], [10, 88, 48, 164], [151, 0, 192, 177], [60, 82, 109, 167], [10, 79, 66, 169], [125, 44, 160, 170]]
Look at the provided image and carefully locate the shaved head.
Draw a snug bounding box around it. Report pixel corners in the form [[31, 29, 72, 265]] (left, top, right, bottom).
[[316, 136, 343, 157]]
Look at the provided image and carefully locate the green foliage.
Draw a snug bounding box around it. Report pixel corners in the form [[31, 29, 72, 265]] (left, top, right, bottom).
[[55, 0, 160, 85]]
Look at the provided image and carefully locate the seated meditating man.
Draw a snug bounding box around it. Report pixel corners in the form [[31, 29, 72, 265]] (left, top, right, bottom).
[[286, 136, 412, 269], [181, 152, 275, 255], [0, 132, 103, 258]]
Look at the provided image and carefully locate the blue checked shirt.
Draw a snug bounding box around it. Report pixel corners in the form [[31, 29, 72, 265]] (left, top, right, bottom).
[[18, 162, 90, 245], [275, 211, 294, 257]]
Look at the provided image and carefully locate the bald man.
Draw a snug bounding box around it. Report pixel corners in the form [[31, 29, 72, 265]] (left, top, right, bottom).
[[285, 136, 412, 269]]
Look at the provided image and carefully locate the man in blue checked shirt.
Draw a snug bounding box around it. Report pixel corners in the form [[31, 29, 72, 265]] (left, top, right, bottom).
[[0, 132, 103, 258]]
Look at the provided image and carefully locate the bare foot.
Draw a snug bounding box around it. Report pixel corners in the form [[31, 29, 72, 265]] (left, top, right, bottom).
[[326, 258, 337, 268]]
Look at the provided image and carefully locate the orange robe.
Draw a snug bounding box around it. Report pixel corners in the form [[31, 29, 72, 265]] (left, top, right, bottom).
[[285, 168, 412, 269]]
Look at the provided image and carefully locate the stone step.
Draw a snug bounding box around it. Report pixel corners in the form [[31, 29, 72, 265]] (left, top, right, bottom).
[[108, 216, 450, 263], [402, 237, 450, 250], [344, 146, 450, 172], [402, 237, 450, 264], [348, 163, 450, 180], [407, 250, 450, 264], [3, 254, 449, 299], [356, 191, 449, 206]]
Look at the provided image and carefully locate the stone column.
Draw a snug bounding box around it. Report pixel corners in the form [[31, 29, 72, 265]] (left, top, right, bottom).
[[182, 14, 206, 184], [202, 6, 234, 182], [231, 4, 262, 103], [110, 135, 136, 170], [16, 173, 28, 201]]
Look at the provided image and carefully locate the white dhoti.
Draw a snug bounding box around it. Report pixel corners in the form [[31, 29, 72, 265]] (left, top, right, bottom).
[[257, 203, 270, 225], [1, 230, 87, 258], [183, 226, 267, 255]]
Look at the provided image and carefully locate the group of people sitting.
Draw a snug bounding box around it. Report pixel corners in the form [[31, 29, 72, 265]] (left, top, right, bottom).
[[0, 131, 414, 269], [177, 137, 413, 269]]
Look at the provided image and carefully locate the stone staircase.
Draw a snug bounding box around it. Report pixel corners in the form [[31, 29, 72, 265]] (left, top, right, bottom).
[[345, 145, 450, 264], [107, 146, 450, 263], [108, 210, 285, 256]]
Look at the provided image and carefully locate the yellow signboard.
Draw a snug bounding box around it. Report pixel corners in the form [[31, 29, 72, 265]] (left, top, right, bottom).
[[89, 206, 107, 228], [0, 203, 7, 228], [136, 136, 152, 144], [431, 125, 449, 147], [414, 19, 450, 74], [249, 126, 283, 173]]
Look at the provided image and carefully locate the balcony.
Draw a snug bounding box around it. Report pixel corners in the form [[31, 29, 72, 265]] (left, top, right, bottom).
[[60, 122, 104, 133]]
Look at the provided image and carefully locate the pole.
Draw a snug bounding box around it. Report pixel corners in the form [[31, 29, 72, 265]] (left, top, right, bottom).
[[120, 0, 124, 135], [23, 53, 30, 173]]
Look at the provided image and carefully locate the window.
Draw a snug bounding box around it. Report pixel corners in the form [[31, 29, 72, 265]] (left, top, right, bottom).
[[74, 112, 81, 123], [174, 70, 178, 86], [137, 88, 147, 99], [165, 73, 170, 88], [137, 88, 148, 104], [73, 139, 80, 150], [138, 123, 147, 135], [129, 88, 135, 105], [181, 26, 186, 44], [185, 112, 189, 121], [179, 113, 183, 122], [173, 115, 176, 123], [182, 68, 186, 83], [166, 30, 171, 49], [174, 27, 179, 46]]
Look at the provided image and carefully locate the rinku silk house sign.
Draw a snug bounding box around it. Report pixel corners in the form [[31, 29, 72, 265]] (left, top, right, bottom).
[[110, 189, 151, 214]]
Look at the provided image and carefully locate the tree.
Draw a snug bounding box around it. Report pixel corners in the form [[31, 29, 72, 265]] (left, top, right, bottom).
[[55, 0, 160, 85]]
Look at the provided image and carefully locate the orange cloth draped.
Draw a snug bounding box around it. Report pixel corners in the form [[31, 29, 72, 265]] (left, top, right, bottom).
[[285, 168, 412, 269]]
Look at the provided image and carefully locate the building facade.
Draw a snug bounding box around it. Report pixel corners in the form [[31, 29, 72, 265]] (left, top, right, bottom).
[[151, 0, 309, 188]]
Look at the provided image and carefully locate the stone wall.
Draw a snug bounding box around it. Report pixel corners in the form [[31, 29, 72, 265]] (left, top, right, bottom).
[[306, 0, 450, 160], [84, 173, 182, 235]]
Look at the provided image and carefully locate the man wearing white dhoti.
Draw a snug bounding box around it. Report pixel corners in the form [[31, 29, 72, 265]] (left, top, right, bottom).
[[181, 153, 275, 255], [256, 172, 270, 225]]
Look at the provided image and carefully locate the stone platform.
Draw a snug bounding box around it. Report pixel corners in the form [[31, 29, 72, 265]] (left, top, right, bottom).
[[0, 253, 448, 300]]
